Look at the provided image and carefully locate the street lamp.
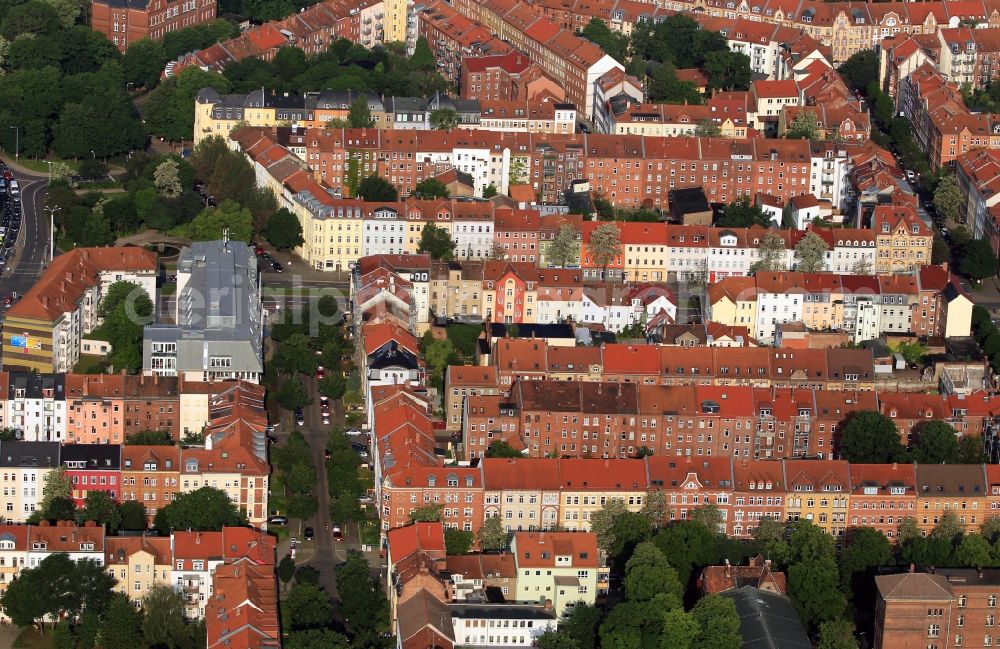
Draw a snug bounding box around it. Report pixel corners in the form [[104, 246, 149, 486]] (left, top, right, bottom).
[[44, 205, 60, 263], [44, 161, 52, 184], [8, 127, 18, 162], [90, 150, 96, 159]]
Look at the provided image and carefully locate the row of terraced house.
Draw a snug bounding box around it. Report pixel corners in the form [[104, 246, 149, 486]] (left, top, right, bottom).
[[0, 380, 269, 526]]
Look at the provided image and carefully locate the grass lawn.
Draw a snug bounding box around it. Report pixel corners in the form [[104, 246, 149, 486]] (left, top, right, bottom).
[[269, 474, 288, 515], [358, 519, 380, 546], [161, 281, 177, 296], [73, 355, 108, 374], [7, 157, 79, 175], [14, 628, 53, 649], [445, 324, 483, 361]]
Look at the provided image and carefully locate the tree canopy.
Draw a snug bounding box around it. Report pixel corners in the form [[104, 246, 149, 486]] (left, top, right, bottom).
[[153, 486, 243, 533], [837, 411, 906, 463]]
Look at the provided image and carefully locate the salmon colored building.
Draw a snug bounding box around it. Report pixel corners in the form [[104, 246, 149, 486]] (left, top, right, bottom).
[[65, 374, 182, 444], [848, 463, 918, 540]]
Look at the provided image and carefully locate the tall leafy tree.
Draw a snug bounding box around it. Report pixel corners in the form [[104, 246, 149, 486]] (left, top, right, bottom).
[[793, 231, 828, 273], [839, 527, 891, 601], [356, 175, 398, 201], [39, 466, 72, 518], [910, 420, 961, 464], [98, 594, 144, 649], [153, 486, 242, 533], [751, 232, 788, 272], [817, 620, 859, 649], [623, 542, 683, 603], [933, 173, 963, 223], [786, 110, 822, 139], [142, 585, 188, 649], [335, 550, 389, 634], [79, 490, 122, 532], [588, 222, 623, 280], [837, 411, 906, 463], [286, 629, 351, 649], [414, 178, 449, 199], [961, 239, 999, 281], [417, 223, 457, 260], [184, 200, 254, 243], [347, 95, 373, 128], [262, 208, 304, 250], [837, 50, 878, 94], [720, 197, 769, 227], [547, 224, 581, 267], [429, 108, 458, 130], [690, 594, 742, 649], [286, 582, 334, 630], [476, 516, 508, 550]]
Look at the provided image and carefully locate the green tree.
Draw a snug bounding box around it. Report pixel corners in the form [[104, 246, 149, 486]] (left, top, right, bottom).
[[276, 555, 296, 593], [80, 490, 122, 532], [409, 504, 443, 522], [910, 420, 961, 464], [410, 36, 434, 70], [536, 630, 581, 649], [957, 532, 995, 568], [417, 223, 457, 259], [318, 374, 347, 400], [274, 333, 318, 376], [837, 50, 878, 94], [429, 108, 458, 130], [690, 594, 742, 649], [547, 224, 581, 267], [694, 119, 722, 137], [817, 620, 859, 649], [590, 498, 629, 553], [837, 411, 906, 463], [508, 156, 529, 187], [262, 208, 304, 250], [961, 238, 999, 281], [335, 550, 389, 634], [662, 608, 701, 649], [98, 594, 144, 649], [720, 196, 769, 227], [286, 629, 351, 649], [1, 554, 114, 630], [960, 436, 987, 463], [688, 505, 724, 533], [653, 520, 719, 587], [793, 231, 828, 272], [932, 510, 965, 543], [789, 552, 845, 631], [933, 173, 963, 224], [608, 512, 653, 569], [751, 232, 788, 272], [142, 585, 188, 649], [445, 528, 474, 555], [476, 516, 508, 550], [276, 378, 313, 412], [624, 542, 684, 603], [348, 95, 373, 127], [580, 17, 629, 62], [485, 441, 522, 458], [286, 582, 334, 630], [39, 466, 72, 518], [355, 174, 397, 201], [839, 527, 891, 600], [122, 38, 166, 89], [785, 110, 821, 139], [752, 516, 789, 568], [933, 235, 951, 264], [414, 178, 449, 199], [154, 158, 183, 198], [126, 429, 174, 445], [119, 500, 147, 530], [483, 184, 498, 198], [702, 49, 751, 92], [588, 222, 623, 280], [184, 200, 254, 243], [851, 257, 872, 275], [153, 486, 242, 533], [648, 62, 703, 104]]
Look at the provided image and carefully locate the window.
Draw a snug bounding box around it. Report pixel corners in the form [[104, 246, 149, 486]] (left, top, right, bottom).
[[927, 624, 940, 638]]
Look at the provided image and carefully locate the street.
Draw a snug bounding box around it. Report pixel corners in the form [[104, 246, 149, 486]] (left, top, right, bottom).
[[0, 168, 49, 301]]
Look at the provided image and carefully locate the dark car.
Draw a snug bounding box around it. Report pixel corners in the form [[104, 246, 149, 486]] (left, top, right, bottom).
[[304, 527, 315, 541], [272, 262, 283, 273], [294, 408, 305, 426]]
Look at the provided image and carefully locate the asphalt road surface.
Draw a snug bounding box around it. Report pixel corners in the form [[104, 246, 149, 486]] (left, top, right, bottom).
[[0, 169, 49, 302]]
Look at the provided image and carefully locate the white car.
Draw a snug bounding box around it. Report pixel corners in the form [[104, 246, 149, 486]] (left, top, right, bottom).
[[322, 414, 331, 425]]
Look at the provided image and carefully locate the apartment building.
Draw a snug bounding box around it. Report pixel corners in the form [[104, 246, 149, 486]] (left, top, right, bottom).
[[105, 536, 173, 603], [172, 0, 385, 75], [875, 569, 1000, 649], [120, 445, 180, 523], [1, 248, 157, 373], [708, 267, 967, 343], [955, 147, 1000, 257], [91, 0, 216, 51], [937, 27, 1000, 90], [460, 53, 563, 103], [848, 463, 918, 540], [143, 241, 264, 383], [510, 531, 599, 616], [0, 442, 60, 521], [914, 463, 988, 534], [62, 444, 121, 506]]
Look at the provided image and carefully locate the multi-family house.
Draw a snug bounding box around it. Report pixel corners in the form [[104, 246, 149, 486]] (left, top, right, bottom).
[[1, 248, 157, 373], [848, 463, 918, 540], [0, 442, 60, 521], [782, 459, 851, 540], [120, 445, 180, 524], [510, 531, 599, 616], [105, 536, 173, 604], [873, 205, 933, 274], [915, 463, 988, 534], [62, 444, 121, 506]]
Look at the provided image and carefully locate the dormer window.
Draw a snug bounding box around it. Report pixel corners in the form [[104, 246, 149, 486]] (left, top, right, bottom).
[[881, 222, 890, 233], [144, 461, 157, 471], [428, 475, 436, 487]]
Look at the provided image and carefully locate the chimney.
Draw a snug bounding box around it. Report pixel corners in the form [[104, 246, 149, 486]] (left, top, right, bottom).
[[196, 532, 201, 544], [764, 558, 771, 569]]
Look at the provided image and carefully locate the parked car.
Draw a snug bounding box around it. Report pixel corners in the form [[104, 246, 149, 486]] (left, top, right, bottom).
[[316, 365, 325, 379], [272, 262, 283, 273], [332, 526, 343, 541], [294, 408, 305, 426], [322, 414, 331, 425], [304, 527, 314, 541], [267, 515, 288, 526]]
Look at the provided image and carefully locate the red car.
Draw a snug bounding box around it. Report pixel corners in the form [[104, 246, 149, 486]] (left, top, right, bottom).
[[316, 366, 325, 379], [2, 171, 11, 181], [254, 246, 265, 255], [332, 526, 343, 542]]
